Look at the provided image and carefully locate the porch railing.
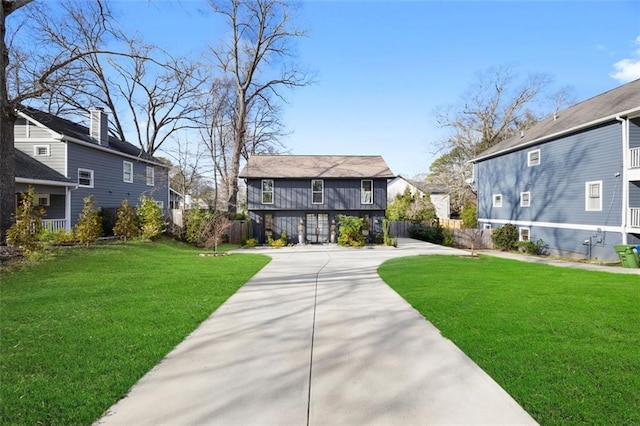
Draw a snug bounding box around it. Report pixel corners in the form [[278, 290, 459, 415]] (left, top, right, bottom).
[[631, 147, 640, 169], [630, 208, 640, 228], [42, 219, 67, 232]]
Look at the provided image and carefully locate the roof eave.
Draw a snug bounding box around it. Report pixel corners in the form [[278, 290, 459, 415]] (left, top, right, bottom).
[[16, 177, 77, 187]]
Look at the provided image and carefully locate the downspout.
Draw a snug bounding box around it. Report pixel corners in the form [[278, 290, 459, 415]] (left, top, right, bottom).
[[616, 116, 628, 244]]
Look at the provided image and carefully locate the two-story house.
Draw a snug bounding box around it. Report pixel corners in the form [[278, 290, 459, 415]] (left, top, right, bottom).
[[470, 78, 640, 262], [14, 106, 169, 232], [239, 155, 395, 244]]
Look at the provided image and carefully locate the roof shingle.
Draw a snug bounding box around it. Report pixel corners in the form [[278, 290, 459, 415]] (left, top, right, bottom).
[[239, 155, 395, 179]]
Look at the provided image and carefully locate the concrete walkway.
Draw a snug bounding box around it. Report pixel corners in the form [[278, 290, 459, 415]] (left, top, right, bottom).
[[95, 239, 537, 425]]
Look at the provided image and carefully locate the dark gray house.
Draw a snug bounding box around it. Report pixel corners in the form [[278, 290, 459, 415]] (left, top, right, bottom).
[[470, 78, 640, 262], [14, 106, 169, 232], [239, 155, 395, 244]]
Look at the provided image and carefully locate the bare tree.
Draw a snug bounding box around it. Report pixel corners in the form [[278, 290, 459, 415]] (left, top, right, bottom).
[[166, 136, 212, 211], [208, 0, 312, 212], [428, 65, 571, 212]]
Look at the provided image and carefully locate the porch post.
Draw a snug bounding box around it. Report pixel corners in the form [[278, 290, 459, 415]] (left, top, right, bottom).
[[65, 187, 72, 232]]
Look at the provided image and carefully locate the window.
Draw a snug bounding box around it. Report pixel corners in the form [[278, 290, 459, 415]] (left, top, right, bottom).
[[312, 179, 324, 204], [585, 181, 602, 211], [36, 194, 50, 206], [155, 201, 164, 209], [519, 227, 530, 242], [123, 161, 133, 183], [34, 145, 50, 157], [78, 168, 94, 188], [492, 194, 503, 208], [146, 166, 155, 186], [527, 149, 541, 167], [520, 191, 531, 207], [262, 179, 274, 204], [361, 180, 373, 204], [483, 224, 492, 230]]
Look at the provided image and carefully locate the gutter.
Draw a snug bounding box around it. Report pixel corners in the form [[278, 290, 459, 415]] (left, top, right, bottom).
[[470, 105, 640, 163], [16, 177, 78, 188], [616, 115, 628, 244], [62, 135, 169, 168]]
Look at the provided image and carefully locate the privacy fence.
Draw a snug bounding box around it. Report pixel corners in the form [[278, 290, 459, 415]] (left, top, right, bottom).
[[389, 220, 493, 250]]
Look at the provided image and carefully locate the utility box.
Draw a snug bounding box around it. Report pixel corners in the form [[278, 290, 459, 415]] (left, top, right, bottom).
[[613, 245, 640, 268]]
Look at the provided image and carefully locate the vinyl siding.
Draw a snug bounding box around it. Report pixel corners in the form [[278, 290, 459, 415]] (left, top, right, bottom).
[[520, 226, 622, 262], [14, 140, 67, 176], [630, 118, 640, 149], [476, 122, 623, 227], [630, 182, 640, 207], [246, 178, 387, 211], [67, 143, 168, 225]]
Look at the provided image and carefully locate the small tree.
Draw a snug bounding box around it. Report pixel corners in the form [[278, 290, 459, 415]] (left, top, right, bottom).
[[203, 212, 232, 253], [75, 195, 102, 247], [6, 186, 44, 254], [460, 203, 478, 228], [337, 215, 366, 247], [137, 196, 164, 241], [113, 199, 139, 241]]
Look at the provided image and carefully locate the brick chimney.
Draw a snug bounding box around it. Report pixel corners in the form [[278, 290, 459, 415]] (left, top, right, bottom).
[[90, 108, 109, 147]]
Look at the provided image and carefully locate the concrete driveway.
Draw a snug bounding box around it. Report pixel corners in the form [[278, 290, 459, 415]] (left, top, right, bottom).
[[95, 240, 537, 425]]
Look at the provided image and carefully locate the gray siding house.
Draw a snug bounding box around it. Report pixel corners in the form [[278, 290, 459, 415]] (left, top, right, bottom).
[[470, 78, 640, 262], [239, 155, 395, 244], [14, 107, 169, 232]]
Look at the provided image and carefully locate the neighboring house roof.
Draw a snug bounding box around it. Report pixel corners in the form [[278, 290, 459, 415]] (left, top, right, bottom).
[[389, 176, 448, 195], [239, 155, 395, 179], [472, 78, 640, 162], [18, 106, 163, 165], [14, 149, 75, 186]]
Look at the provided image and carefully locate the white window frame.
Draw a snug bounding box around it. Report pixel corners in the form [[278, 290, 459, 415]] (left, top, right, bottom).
[[123, 161, 133, 183], [36, 194, 50, 206], [311, 179, 324, 204], [492, 194, 503, 208], [585, 181, 602, 211], [527, 149, 541, 167], [155, 201, 164, 209], [146, 166, 155, 186], [78, 168, 94, 188], [261, 179, 274, 204], [519, 227, 530, 242], [361, 179, 373, 205], [34, 145, 50, 157], [520, 191, 531, 207], [483, 223, 492, 230]]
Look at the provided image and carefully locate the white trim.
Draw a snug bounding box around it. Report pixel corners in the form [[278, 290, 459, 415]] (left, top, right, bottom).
[[123, 161, 133, 183], [520, 191, 531, 207], [492, 193, 503, 208], [36, 193, 50, 206], [261, 179, 274, 204], [519, 227, 530, 241], [311, 179, 324, 204], [618, 116, 629, 244], [146, 166, 155, 186], [16, 177, 76, 187], [527, 149, 540, 167], [33, 144, 50, 157], [483, 223, 492, 230], [478, 218, 620, 233], [585, 180, 603, 211], [361, 179, 373, 205], [78, 168, 94, 188], [65, 186, 72, 231]]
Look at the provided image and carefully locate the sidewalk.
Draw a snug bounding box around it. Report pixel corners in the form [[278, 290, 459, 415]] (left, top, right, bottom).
[[95, 241, 537, 425]]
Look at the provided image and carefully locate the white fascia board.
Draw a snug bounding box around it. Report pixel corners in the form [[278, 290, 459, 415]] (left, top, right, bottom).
[[17, 111, 64, 139], [62, 135, 169, 168], [470, 105, 640, 163], [16, 177, 77, 188]]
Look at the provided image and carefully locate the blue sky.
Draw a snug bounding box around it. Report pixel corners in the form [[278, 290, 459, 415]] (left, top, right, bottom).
[[119, 1, 640, 177]]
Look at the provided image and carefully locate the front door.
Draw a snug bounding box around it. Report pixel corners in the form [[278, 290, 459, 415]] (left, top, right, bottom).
[[306, 213, 329, 243]]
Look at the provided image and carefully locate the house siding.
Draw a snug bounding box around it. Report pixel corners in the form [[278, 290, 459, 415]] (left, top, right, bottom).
[[14, 139, 67, 176], [246, 178, 388, 211], [476, 122, 624, 262], [630, 118, 640, 149], [66, 143, 168, 225]]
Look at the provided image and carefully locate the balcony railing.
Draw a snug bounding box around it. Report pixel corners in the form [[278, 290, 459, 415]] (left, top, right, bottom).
[[631, 147, 640, 169], [630, 208, 640, 228], [42, 219, 67, 232]]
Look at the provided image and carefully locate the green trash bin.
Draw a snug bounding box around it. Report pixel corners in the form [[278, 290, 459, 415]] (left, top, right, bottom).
[[614, 245, 640, 268]]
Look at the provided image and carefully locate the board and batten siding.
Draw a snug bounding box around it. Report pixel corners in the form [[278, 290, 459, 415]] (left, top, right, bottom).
[[476, 122, 623, 227], [246, 178, 387, 211], [66, 143, 168, 225]]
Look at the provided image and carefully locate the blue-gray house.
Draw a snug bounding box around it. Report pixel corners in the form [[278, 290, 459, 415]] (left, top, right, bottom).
[[14, 106, 169, 232], [470, 78, 640, 262], [239, 155, 395, 244]]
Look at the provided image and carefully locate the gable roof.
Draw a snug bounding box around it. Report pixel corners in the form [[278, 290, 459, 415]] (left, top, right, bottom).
[[15, 149, 75, 186], [239, 155, 395, 179], [472, 78, 640, 162], [390, 176, 448, 194], [18, 106, 162, 164]]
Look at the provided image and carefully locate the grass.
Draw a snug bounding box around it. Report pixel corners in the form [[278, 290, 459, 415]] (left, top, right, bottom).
[[378, 255, 640, 425], [0, 238, 270, 425]]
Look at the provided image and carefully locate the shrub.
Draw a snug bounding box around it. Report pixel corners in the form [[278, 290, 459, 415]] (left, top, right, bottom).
[[244, 238, 259, 247], [491, 223, 519, 251], [441, 228, 454, 247], [186, 209, 206, 246], [409, 223, 447, 245], [75, 195, 102, 247], [337, 215, 366, 247], [517, 239, 546, 255], [7, 186, 45, 254], [461, 203, 478, 229], [113, 199, 139, 241], [383, 218, 392, 246], [39, 228, 76, 246], [268, 231, 287, 248], [137, 196, 164, 241]]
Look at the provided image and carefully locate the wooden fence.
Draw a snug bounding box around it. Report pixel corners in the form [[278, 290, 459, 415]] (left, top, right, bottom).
[[168, 209, 248, 244]]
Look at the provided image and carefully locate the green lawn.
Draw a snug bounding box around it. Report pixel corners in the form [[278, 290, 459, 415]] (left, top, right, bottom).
[[0, 239, 270, 425], [378, 255, 640, 425]]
